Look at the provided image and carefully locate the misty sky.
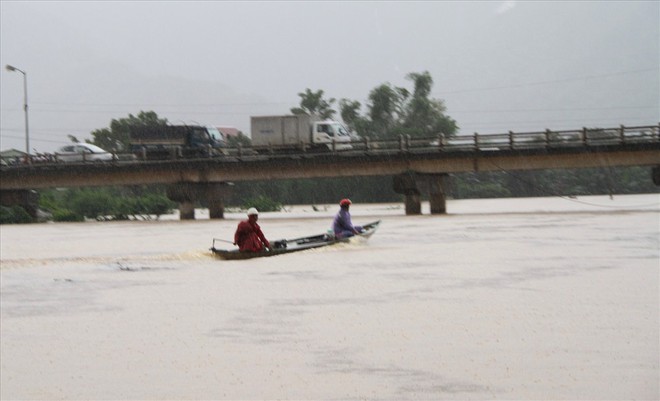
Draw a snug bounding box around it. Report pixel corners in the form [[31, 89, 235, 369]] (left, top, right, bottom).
[[1, 1, 658, 153]]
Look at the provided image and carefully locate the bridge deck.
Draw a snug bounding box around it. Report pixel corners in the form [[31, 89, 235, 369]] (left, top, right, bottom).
[[1, 124, 659, 190]]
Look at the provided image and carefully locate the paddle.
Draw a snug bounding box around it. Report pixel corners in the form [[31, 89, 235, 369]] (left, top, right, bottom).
[[213, 238, 276, 251], [212, 238, 236, 248]]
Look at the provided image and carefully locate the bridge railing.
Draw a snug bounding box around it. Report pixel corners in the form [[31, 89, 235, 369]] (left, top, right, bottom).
[[2, 124, 658, 168], [413, 124, 660, 152]]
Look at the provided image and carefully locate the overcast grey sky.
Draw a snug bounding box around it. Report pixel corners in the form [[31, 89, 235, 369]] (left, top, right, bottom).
[[1, 1, 658, 153]]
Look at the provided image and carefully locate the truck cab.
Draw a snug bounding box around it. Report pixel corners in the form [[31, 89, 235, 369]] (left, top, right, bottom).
[[313, 121, 354, 150], [206, 126, 227, 153], [130, 125, 224, 159]]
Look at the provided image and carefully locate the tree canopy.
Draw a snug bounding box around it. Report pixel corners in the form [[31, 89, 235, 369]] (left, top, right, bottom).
[[88, 111, 168, 152], [403, 72, 452, 136], [226, 131, 252, 148], [290, 89, 336, 120], [338, 71, 458, 140], [288, 72, 457, 140]]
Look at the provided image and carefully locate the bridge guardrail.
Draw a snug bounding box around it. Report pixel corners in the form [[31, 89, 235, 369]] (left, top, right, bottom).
[[2, 124, 658, 169]]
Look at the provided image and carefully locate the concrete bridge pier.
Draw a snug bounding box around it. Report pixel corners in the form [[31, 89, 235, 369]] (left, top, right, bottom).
[[166, 182, 233, 220], [653, 166, 660, 186], [428, 174, 448, 214], [404, 192, 422, 215], [208, 202, 225, 219], [393, 172, 448, 215], [0, 189, 39, 218], [204, 183, 233, 219], [178, 201, 196, 220]]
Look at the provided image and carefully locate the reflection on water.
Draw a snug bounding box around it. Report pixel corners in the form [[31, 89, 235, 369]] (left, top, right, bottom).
[[1, 195, 658, 400]]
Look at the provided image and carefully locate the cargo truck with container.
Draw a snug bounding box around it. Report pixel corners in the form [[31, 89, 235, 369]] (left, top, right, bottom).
[[250, 115, 354, 153], [129, 124, 225, 160]]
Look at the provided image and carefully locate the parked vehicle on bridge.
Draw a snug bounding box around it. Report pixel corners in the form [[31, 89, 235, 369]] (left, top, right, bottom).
[[251, 115, 355, 153], [55, 143, 114, 163], [129, 124, 225, 160]]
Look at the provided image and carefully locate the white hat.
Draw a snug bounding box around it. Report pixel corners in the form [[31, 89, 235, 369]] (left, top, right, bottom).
[[247, 207, 259, 216]]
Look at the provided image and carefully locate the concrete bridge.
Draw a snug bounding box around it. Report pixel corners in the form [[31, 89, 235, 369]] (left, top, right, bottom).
[[2, 124, 659, 218]]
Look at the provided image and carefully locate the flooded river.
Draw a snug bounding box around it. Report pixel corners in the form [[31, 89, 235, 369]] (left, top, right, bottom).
[[1, 194, 658, 400]]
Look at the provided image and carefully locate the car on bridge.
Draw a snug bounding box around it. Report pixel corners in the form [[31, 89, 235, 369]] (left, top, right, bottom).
[[55, 143, 114, 163]]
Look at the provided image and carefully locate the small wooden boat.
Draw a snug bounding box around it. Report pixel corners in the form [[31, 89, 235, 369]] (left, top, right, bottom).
[[211, 220, 381, 260]]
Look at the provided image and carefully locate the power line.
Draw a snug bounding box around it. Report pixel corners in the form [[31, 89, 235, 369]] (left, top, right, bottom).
[[449, 106, 658, 114], [1, 133, 73, 144], [2, 67, 654, 111], [28, 101, 291, 107], [7, 103, 653, 115], [1, 127, 101, 133], [1, 108, 263, 115], [436, 68, 658, 95]]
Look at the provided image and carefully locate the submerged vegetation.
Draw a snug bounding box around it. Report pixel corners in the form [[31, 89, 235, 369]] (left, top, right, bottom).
[[0, 205, 33, 224], [0, 166, 656, 225], [38, 187, 176, 222], [228, 166, 657, 207]]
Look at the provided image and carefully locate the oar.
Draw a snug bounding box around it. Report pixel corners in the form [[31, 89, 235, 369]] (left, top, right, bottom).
[[212, 238, 235, 248]]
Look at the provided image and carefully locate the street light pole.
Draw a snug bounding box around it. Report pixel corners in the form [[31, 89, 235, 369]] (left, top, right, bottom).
[[5, 64, 30, 157]]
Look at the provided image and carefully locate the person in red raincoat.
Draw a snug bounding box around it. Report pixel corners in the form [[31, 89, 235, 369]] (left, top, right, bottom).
[[234, 207, 271, 252]]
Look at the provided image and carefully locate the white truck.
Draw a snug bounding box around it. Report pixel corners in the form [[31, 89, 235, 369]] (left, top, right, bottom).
[[250, 115, 354, 152]]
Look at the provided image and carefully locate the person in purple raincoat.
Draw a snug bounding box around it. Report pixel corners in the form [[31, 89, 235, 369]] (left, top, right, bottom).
[[332, 198, 363, 239]]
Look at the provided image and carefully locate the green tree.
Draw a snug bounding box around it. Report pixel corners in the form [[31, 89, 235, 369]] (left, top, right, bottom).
[[403, 71, 458, 139], [39, 189, 82, 221], [135, 193, 176, 219], [89, 111, 168, 153], [39, 186, 176, 221], [226, 131, 252, 148], [339, 98, 371, 137], [290, 89, 336, 119], [367, 83, 409, 140], [335, 71, 458, 141], [52, 209, 84, 222], [0, 205, 33, 224], [243, 195, 282, 212], [69, 189, 118, 219], [338, 99, 361, 130]]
